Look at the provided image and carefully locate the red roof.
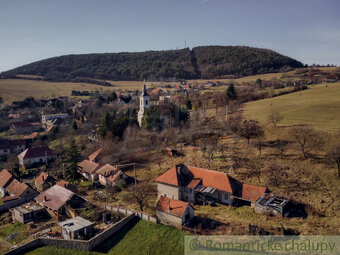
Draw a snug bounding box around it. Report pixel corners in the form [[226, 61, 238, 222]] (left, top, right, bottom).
[[97, 164, 117, 177], [11, 121, 33, 128], [5, 179, 29, 197], [35, 172, 54, 185], [35, 185, 74, 211], [150, 88, 169, 95], [18, 147, 55, 159], [240, 184, 268, 202], [156, 196, 190, 218], [0, 169, 14, 188], [78, 160, 100, 174], [3, 196, 19, 202], [106, 170, 123, 183], [56, 180, 69, 188], [156, 165, 234, 193], [88, 148, 102, 162]]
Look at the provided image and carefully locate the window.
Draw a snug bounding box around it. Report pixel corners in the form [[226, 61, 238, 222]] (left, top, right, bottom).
[[145, 100, 148, 105]]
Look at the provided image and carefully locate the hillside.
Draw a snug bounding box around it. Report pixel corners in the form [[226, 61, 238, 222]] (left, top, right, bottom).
[[243, 82, 340, 131], [1, 46, 303, 82]]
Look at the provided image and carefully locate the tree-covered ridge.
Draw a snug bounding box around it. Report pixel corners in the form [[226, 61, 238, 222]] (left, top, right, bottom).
[[2, 46, 303, 81], [193, 46, 303, 78]]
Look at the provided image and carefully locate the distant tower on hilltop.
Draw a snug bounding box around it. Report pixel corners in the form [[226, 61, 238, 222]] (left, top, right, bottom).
[[137, 81, 150, 127]]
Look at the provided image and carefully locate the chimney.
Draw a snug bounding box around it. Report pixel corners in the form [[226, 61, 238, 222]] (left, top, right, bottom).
[[176, 164, 183, 175], [42, 176, 45, 182], [44, 196, 47, 202]]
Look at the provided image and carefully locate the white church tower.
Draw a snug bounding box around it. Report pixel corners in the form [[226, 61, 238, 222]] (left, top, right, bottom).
[[137, 82, 150, 127]]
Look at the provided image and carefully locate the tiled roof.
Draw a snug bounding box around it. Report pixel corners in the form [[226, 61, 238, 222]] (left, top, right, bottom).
[[0, 169, 14, 188], [106, 170, 123, 183], [97, 164, 117, 177], [35, 172, 54, 185], [0, 139, 26, 150], [78, 160, 100, 174], [56, 180, 69, 188], [5, 179, 29, 197], [88, 148, 102, 162], [156, 196, 190, 218], [18, 147, 55, 159], [156, 165, 235, 193], [11, 121, 33, 128], [35, 185, 74, 211], [240, 184, 268, 202]]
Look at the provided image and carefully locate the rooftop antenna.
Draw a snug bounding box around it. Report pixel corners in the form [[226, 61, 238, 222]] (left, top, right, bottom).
[[184, 40, 187, 49]]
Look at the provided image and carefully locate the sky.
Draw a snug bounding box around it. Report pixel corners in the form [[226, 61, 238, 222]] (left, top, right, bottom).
[[1, 0, 340, 72]]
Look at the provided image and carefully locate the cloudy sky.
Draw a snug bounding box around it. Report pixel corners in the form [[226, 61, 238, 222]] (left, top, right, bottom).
[[0, 0, 339, 71]]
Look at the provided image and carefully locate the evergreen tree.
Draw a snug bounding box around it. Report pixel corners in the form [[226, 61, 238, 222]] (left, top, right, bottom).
[[72, 120, 78, 130], [186, 99, 192, 110], [65, 140, 81, 181], [226, 83, 237, 100]]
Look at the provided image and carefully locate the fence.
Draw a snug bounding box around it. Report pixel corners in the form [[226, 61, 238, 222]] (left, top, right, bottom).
[[4, 214, 136, 255], [103, 204, 157, 223]]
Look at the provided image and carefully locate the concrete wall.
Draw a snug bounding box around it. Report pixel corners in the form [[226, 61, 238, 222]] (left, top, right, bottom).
[[156, 211, 183, 228], [157, 183, 179, 200], [4, 214, 136, 255], [103, 205, 157, 223]]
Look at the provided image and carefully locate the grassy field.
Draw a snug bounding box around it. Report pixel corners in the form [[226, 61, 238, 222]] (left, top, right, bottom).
[[25, 219, 186, 255], [0, 221, 29, 245], [243, 82, 340, 131], [0, 79, 173, 104]]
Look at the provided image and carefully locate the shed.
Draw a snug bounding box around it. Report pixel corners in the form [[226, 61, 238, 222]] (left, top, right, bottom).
[[58, 216, 94, 240]]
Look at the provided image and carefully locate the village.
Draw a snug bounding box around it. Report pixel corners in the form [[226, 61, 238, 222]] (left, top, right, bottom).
[[0, 68, 340, 254]]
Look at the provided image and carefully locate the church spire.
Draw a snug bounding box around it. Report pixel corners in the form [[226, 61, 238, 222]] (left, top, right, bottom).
[[142, 80, 148, 96]]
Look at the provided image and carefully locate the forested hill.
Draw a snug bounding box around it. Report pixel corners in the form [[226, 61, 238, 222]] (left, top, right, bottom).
[[2, 46, 303, 81]]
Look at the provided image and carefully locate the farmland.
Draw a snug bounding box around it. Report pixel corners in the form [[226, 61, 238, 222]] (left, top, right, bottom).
[[0, 79, 171, 104], [243, 82, 340, 132]]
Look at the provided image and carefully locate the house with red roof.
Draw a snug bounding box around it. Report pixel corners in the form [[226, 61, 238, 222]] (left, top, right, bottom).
[[0, 169, 38, 212], [88, 148, 102, 162], [18, 147, 56, 169], [156, 196, 194, 228], [156, 164, 268, 206], [78, 160, 100, 181], [35, 172, 56, 192], [97, 164, 128, 187], [35, 185, 86, 218]]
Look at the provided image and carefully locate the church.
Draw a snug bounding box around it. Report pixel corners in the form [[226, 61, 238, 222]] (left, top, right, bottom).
[[137, 83, 188, 129], [137, 83, 150, 127]]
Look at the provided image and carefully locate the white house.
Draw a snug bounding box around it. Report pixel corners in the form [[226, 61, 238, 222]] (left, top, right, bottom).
[[17, 147, 56, 169], [156, 196, 194, 228], [41, 113, 68, 125]]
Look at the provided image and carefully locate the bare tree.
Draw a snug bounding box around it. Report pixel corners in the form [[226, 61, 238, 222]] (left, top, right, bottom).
[[268, 110, 283, 129], [123, 182, 156, 212], [239, 120, 264, 146], [327, 141, 340, 177], [246, 155, 263, 183], [289, 127, 323, 159], [254, 133, 265, 155]]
